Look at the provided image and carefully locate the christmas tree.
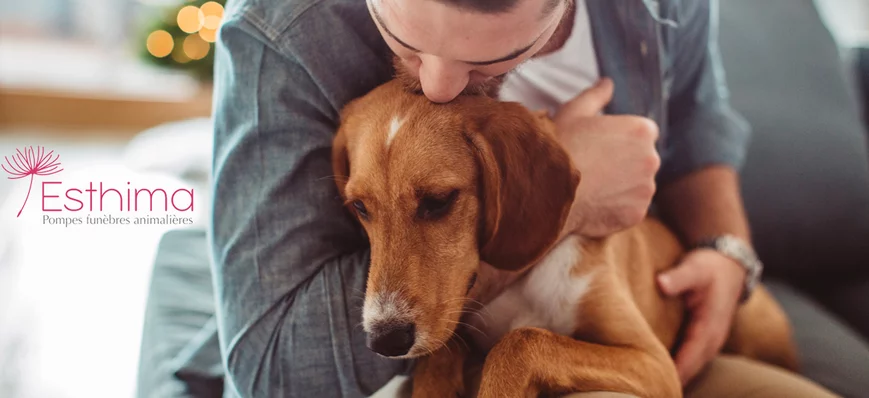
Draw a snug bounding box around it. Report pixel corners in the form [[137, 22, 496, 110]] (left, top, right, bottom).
[[139, 0, 226, 81]]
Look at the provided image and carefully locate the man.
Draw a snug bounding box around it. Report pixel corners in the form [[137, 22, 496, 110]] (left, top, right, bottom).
[[363, 0, 747, 385], [135, 0, 855, 397]]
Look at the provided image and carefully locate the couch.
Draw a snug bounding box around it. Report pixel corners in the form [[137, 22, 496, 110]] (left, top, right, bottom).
[[134, 0, 869, 396]]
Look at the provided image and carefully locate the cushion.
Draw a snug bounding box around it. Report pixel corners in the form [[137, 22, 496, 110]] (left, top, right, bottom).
[[858, 47, 869, 123], [719, 0, 869, 279]]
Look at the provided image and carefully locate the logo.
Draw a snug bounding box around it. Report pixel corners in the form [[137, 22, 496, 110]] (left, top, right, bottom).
[[2, 146, 63, 217], [3, 146, 196, 226]]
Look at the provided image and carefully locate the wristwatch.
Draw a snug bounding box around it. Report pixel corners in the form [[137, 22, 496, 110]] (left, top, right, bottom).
[[694, 235, 763, 303]]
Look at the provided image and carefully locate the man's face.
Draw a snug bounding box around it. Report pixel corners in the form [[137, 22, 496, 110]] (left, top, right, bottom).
[[367, 0, 568, 103]]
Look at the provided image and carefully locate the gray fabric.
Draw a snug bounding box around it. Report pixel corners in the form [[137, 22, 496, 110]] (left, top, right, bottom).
[[810, 273, 869, 345], [717, 4, 869, 394], [764, 279, 869, 398], [858, 47, 869, 126], [136, 229, 224, 398], [718, 0, 869, 279]]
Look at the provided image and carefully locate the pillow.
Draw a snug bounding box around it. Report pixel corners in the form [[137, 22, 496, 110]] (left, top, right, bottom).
[[719, 0, 869, 279]]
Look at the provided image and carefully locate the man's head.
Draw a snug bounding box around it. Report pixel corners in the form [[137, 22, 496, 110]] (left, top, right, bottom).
[[367, 0, 572, 103]]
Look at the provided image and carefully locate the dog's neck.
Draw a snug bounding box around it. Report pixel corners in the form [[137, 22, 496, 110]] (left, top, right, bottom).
[[470, 234, 578, 306]]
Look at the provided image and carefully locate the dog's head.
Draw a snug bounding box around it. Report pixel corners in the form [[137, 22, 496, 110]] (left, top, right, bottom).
[[332, 80, 579, 358]]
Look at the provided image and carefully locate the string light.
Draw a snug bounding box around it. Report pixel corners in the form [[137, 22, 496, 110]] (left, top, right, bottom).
[[200, 1, 224, 25], [145, 2, 227, 67], [183, 34, 210, 60], [203, 15, 221, 30], [198, 1, 223, 41], [177, 6, 203, 33], [146, 30, 174, 58], [199, 27, 217, 43], [172, 44, 191, 64]]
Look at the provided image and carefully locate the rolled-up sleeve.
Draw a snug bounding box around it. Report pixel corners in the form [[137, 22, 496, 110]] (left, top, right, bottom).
[[657, 0, 752, 185], [208, 11, 405, 398]]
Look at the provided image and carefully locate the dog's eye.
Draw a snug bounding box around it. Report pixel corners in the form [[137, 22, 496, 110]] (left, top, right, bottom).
[[466, 272, 478, 294], [352, 200, 369, 219], [417, 190, 459, 220]]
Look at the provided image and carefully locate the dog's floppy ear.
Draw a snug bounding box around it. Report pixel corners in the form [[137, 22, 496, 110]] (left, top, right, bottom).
[[466, 102, 580, 270], [331, 122, 351, 199]]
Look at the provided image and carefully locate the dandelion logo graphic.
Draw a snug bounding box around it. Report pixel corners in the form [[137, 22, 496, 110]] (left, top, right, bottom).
[[2, 146, 63, 217]]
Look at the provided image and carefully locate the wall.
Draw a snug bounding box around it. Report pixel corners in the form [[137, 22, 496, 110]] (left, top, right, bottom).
[[815, 0, 869, 47]]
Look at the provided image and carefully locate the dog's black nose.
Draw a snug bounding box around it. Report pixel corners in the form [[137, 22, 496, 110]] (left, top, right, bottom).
[[367, 323, 416, 357]]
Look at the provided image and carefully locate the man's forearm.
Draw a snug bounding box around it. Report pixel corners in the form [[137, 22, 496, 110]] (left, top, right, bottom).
[[657, 165, 751, 246]]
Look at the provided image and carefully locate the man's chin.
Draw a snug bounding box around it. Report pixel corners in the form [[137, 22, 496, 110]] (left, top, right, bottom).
[[391, 56, 505, 100]]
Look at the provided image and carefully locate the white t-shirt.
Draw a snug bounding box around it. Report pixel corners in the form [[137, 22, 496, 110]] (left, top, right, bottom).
[[498, 0, 599, 116]]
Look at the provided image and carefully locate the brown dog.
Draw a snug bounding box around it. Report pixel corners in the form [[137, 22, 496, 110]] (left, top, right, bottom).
[[331, 79, 799, 398]]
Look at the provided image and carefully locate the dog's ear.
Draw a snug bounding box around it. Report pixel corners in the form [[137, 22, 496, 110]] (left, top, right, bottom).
[[466, 102, 580, 270], [332, 119, 352, 199]]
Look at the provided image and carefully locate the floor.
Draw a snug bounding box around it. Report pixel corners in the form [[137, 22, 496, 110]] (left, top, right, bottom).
[[0, 128, 210, 398]]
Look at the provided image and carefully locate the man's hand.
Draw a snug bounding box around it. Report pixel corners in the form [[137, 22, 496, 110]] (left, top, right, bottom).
[[553, 78, 661, 238], [656, 249, 747, 385]]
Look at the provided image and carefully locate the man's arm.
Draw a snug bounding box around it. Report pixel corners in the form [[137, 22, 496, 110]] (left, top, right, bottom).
[[209, 10, 404, 397], [658, 166, 750, 244], [655, 0, 752, 245], [653, 0, 754, 385]]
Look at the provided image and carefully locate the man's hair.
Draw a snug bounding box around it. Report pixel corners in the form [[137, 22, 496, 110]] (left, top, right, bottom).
[[436, 0, 566, 15]]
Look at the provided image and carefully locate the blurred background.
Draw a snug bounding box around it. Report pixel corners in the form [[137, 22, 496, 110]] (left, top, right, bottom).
[[1, 1, 219, 397], [0, 0, 867, 398]]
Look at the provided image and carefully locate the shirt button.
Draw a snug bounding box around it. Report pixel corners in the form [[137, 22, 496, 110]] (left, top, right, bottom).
[[640, 41, 649, 56]]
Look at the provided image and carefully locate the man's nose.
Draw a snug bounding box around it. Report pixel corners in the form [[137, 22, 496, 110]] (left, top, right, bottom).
[[418, 56, 469, 103]]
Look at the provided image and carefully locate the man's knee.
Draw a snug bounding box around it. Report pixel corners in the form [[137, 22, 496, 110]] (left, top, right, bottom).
[[686, 355, 840, 398]]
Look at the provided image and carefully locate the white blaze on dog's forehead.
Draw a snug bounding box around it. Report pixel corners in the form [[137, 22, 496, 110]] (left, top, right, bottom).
[[362, 290, 414, 332], [385, 115, 404, 148]]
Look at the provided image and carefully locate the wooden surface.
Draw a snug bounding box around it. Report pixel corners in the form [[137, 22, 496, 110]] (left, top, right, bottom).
[[0, 35, 214, 137], [0, 86, 213, 136]]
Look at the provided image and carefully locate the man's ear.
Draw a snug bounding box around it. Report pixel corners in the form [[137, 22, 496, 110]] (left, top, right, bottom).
[[467, 102, 580, 270]]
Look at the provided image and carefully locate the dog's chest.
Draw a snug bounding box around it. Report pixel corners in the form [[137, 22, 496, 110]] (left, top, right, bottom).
[[468, 235, 593, 351]]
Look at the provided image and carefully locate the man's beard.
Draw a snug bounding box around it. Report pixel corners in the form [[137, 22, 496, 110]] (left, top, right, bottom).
[[391, 56, 507, 99]]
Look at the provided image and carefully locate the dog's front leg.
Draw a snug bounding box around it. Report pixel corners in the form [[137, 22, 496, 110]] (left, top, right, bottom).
[[412, 337, 470, 398], [476, 327, 681, 398]]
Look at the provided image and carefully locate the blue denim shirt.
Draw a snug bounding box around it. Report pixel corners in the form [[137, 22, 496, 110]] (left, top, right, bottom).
[[209, 0, 750, 396]]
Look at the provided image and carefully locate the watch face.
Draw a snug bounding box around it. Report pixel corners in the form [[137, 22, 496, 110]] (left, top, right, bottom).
[[718, 237, 743, 256], [707, 235, 763, 302], [715, 236, 762, 275]]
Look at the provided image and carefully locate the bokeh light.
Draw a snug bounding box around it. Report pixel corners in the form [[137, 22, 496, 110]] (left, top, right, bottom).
[[177, 6, 203, 34], [199, 27, 217, 43], [183, 34, 210, 60], [172, 45, 191, 64], [146, 30, 174, 58], [193, 2, 224, 43], [203, 15, 222, 30], [200, 2, 224, 20]]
